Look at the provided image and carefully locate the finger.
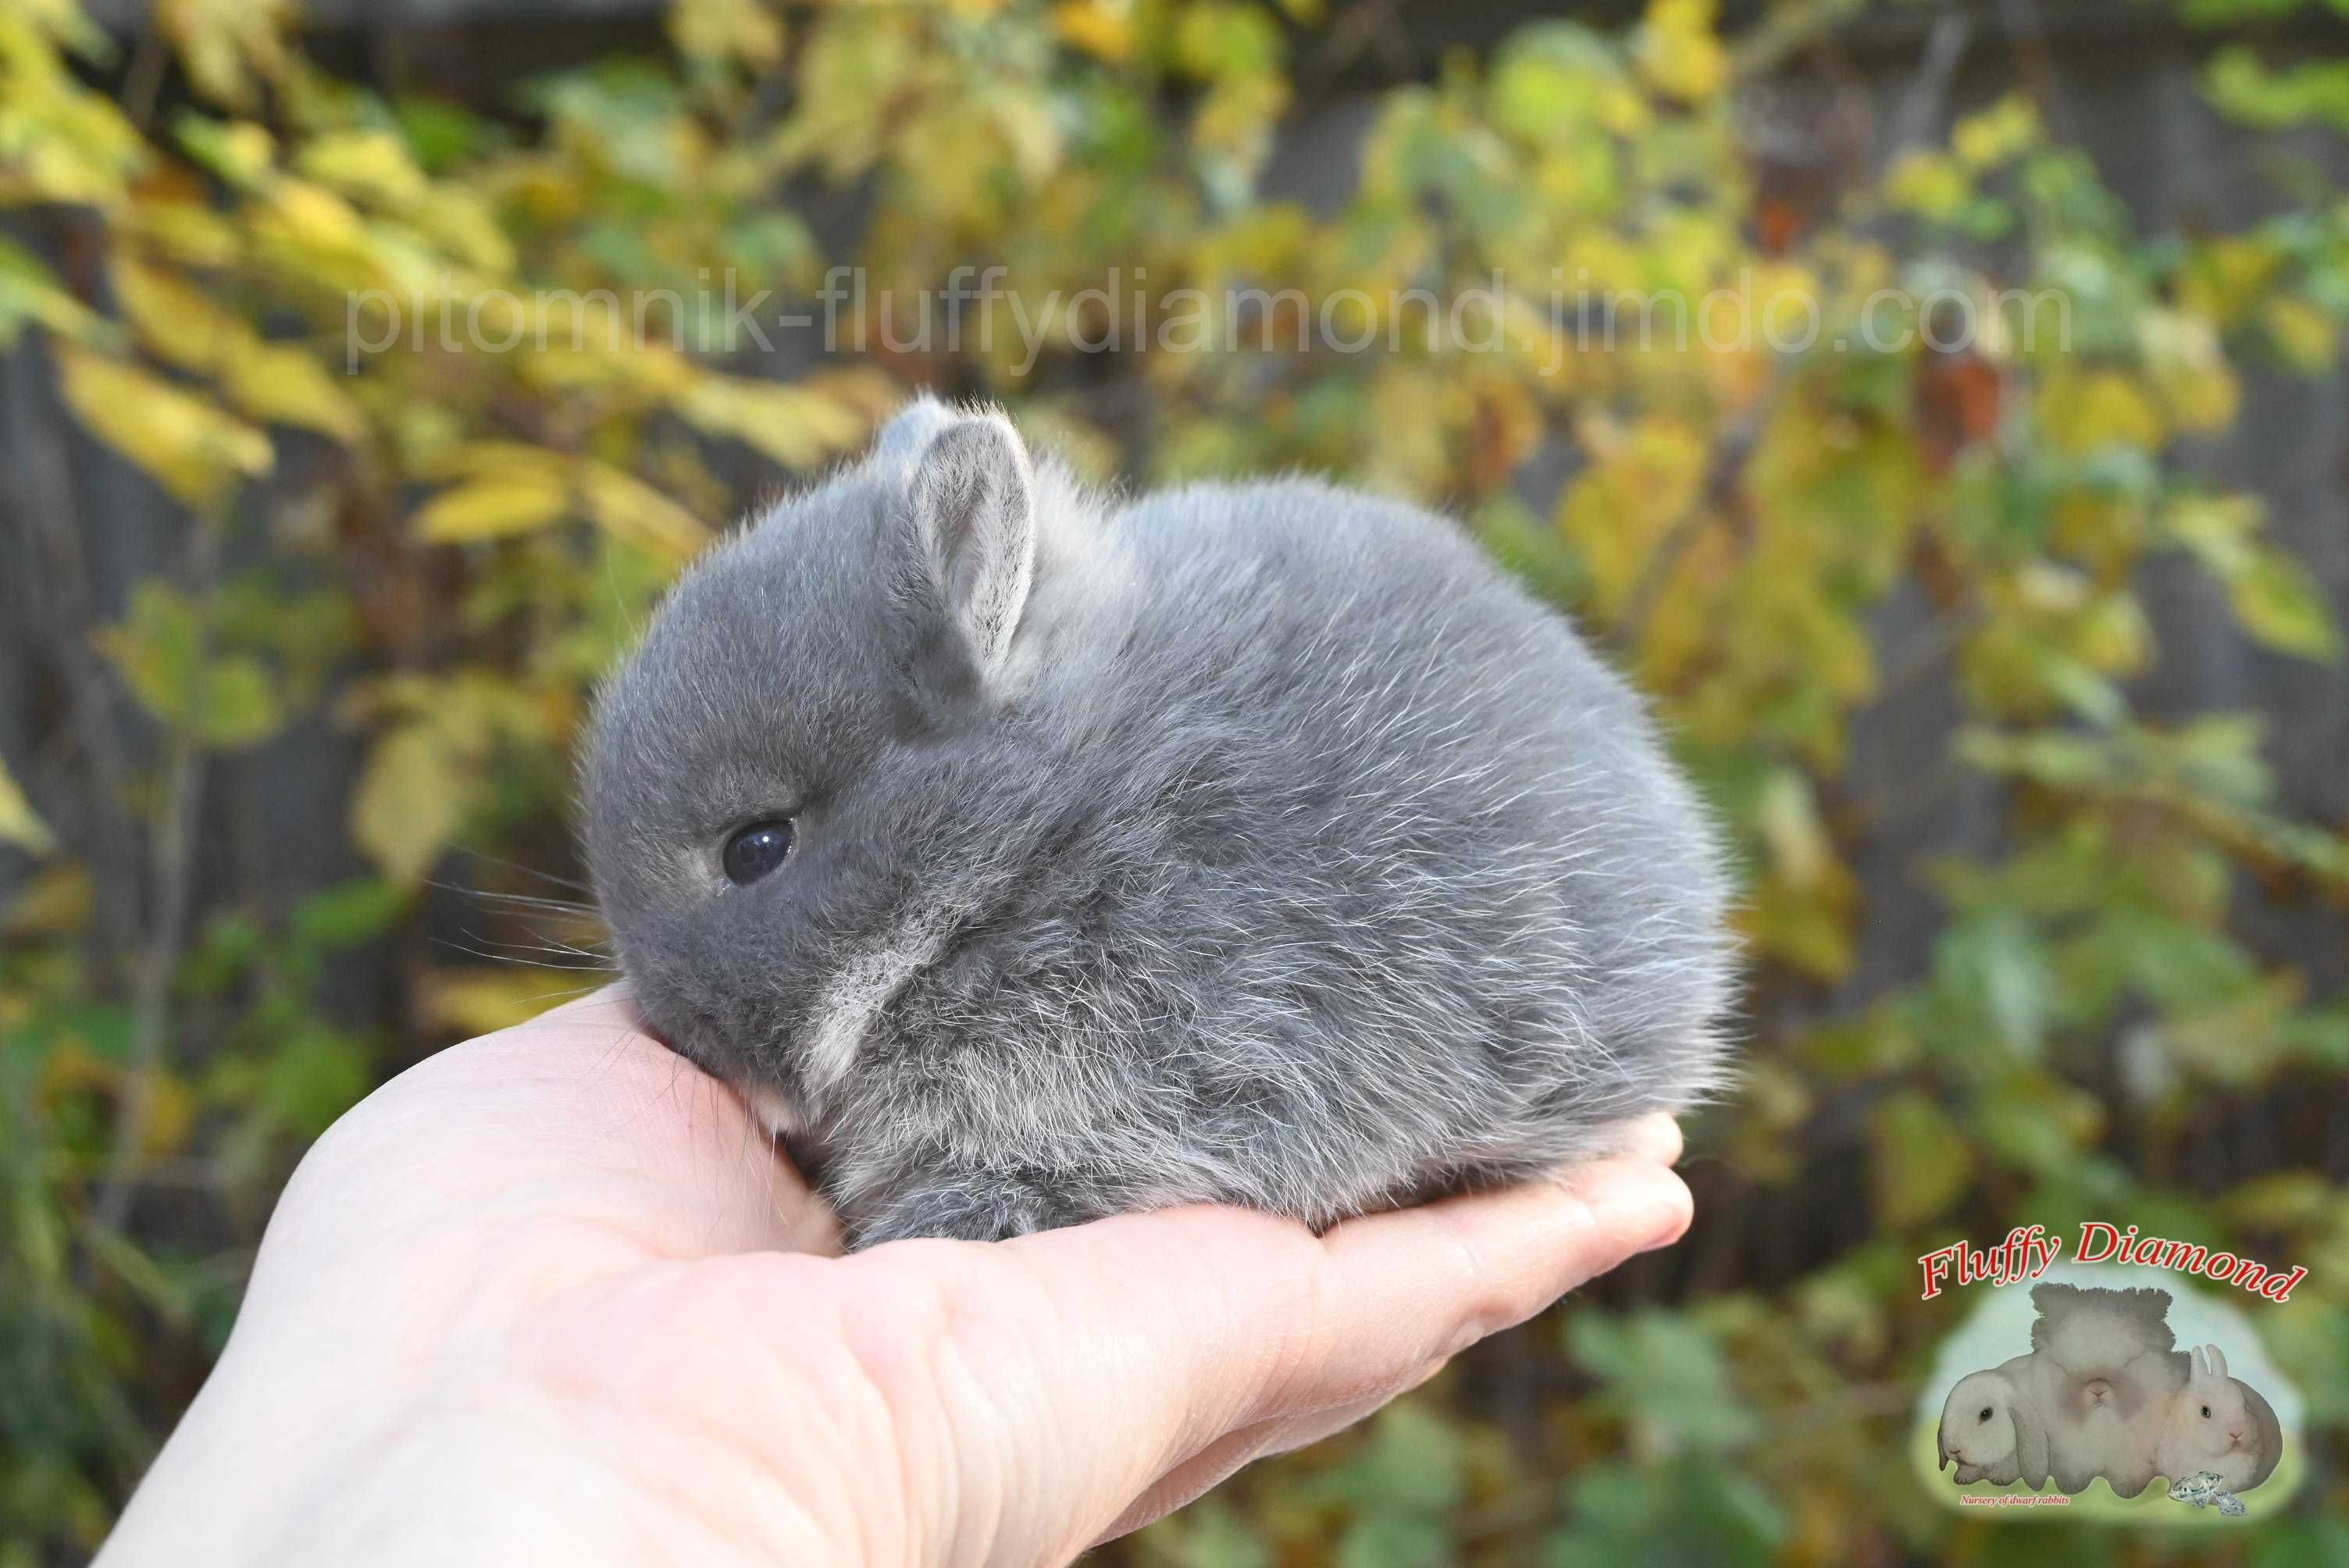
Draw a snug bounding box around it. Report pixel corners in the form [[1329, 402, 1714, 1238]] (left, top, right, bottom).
[[892, 1153, 1688, 1553], [1278, 1153, 1692, 1409]]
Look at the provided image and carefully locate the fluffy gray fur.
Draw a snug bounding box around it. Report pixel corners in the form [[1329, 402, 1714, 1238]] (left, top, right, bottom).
[[583, 397, 1735, 1247]]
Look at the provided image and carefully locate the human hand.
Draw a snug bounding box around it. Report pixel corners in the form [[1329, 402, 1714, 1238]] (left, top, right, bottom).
[[98, 987, 1692, 1567]]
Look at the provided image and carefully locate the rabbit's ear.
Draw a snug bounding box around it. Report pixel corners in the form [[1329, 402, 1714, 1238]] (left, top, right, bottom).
[[2012, 1392, 2050, 1488], [907, 411, 1036, 679], [872, 394, 957, 471], [2205, 1344, 2229, 1381]]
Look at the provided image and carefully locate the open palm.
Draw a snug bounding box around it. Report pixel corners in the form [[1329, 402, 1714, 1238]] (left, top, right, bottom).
[[100, 989, 1691, 1568]]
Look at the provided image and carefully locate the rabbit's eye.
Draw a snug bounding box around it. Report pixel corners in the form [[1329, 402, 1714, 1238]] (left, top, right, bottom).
[[2201, 1405, 2212, 1419], [1978, 1407, 1993, 1422], [722, 819, 795, 885]]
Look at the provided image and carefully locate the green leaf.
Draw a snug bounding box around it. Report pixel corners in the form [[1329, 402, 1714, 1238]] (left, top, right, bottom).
[[2227, 543, 2344, 662], [1569, 1311, 1756, 1455], [1866, 1091, 1977, 1229], [92, 582, 286, 748], [261, 1026, 372, 1136], [1932, 911, 2051, 1057], [2206, 46, 2349, 135], [1548, 1459, 1784, 1568], [289, 878, 405, 950]]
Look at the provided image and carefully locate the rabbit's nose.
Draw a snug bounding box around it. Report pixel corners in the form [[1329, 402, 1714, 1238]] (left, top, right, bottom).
[[2227, 1427, 2246, 1444]]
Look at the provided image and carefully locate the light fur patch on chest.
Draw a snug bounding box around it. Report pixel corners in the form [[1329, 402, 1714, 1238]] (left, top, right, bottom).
[[803, 907, 954, 1093]]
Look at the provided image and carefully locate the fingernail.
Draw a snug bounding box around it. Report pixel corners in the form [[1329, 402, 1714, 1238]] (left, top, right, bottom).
[[1606, 1171, 1692, 1255]]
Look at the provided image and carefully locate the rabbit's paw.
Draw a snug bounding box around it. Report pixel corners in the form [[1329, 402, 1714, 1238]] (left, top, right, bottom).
[[853, 1175, 1075, 1246]]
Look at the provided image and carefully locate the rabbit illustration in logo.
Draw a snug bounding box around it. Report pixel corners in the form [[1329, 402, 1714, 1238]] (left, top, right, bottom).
[[2028, 1283, 2183, 1498], [1934, 1285, 2283, 1500], [2151, 1345, 2282, 1495], [1936, 1359, 2048, 1487]]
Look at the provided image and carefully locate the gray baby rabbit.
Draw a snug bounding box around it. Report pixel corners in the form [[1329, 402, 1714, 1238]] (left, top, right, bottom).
[[583, 397, 1734, 1247]]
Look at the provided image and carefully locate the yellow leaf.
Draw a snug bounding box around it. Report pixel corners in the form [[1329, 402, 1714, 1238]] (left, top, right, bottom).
[[426, 441, 569, 483], [351, 724, 469, 885], [1556, 413, 1709, 618], [126, 197, 242, 267], [108, 256, 360, 444], [11, 0, 112, 57], [409, 191, 515, 276], [2176, 237, 2281, 330], [56, 347, 271, 508], [2038, 369, 2165, 456], [144, 1070, 200, 1157], [2229, 545, 2344, 664], [669, 0, 786, 66], [0, 754, 58, 856], [1883, 151, 1969, 221], [417, 967, 580, 1036], [223, 338, 367, 444], [1636, 0, 1729, 104], [1755, 768, 1834, 890], [1054, 0, 1135, 62], [0, 238, 105, 347], [158, 0, 293, 109], [579, 465, 711, 563], [2264, 294, 2340, 375], [1952, 95, 2041, 169], [2138, 308, 2239, 435], [258, 178, 367, 249], [2164, 493, 2261, 576], [0, 14, 148, 208], [113, 253, 248, 373], [679, 377, 877, 470], [295, 130, 430, 208], [413, 474, 572, 543], [3, 864, 92, 939]]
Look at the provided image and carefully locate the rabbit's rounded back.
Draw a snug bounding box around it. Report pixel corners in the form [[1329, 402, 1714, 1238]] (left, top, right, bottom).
[[2237, 1378, 2283, 1490], [585, 398, 1735, 1245]]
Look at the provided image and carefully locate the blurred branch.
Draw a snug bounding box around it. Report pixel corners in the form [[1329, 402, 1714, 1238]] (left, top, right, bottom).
[[92, 514, 225, 1235], [119, 24, 167, 132], [92, 729, 205, 1234], [10, 335, 144, 971], [1877, 12, 1973, 173], [1298, 0, 1413, 96], [1615, 399, 1773, 653], [1996, 0, 2076, 145], [1732, 0, 1874, 81]]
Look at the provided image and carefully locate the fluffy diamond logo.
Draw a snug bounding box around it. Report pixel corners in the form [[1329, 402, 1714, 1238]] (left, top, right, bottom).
[[1913, 1259, 2306, 1521]]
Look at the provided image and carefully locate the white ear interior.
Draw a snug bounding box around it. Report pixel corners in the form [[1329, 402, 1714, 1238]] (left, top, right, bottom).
[[909, 414, 1036, 678]]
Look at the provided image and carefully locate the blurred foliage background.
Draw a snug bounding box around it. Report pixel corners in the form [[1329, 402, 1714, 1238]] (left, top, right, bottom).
[[4, 0, 2349, 1562]]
